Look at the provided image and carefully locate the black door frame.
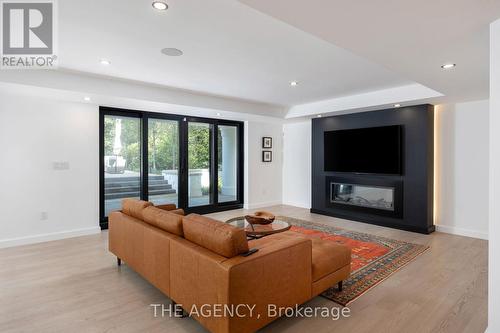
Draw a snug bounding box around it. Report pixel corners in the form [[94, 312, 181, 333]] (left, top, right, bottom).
[[99, 107, 244, 229]]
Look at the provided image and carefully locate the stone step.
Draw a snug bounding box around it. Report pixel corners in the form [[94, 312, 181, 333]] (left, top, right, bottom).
[[105, 179, 170, 188], [105, 175, 164, 183], [105, 184, 173, 194], [105, 188, 176, 200]]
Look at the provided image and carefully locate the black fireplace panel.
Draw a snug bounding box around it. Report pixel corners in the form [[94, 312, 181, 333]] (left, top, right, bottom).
[[311, 104, 434, 234], [325, 176, 403, 218]]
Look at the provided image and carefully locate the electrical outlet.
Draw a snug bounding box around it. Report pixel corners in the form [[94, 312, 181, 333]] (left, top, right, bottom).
[[52, 161, 70, 170], [40, 212, 48, 221]]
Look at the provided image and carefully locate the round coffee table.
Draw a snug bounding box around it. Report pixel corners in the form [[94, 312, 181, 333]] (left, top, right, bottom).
[[227, 217, 291, 238]]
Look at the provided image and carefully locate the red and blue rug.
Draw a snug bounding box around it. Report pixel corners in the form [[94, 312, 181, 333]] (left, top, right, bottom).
[[282, 216, 429, 306], [230, 216, 429, 306]]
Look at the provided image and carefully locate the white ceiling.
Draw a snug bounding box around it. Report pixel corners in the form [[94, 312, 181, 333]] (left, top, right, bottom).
[[2, 0, 496, 118], [57, 0, 415, 108], [240, 0, 500, 105]]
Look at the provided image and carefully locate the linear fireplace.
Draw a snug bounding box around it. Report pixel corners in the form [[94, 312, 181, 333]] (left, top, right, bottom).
[[326, 176, 403, 218], [330, 183, 395, 211]]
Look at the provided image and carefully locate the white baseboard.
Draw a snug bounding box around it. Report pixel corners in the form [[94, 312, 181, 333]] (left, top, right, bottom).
[[0, 226, 101, 249], [244, 201, 283, 210], [435, 225, 488, 240], [282, 201, 311, 209]]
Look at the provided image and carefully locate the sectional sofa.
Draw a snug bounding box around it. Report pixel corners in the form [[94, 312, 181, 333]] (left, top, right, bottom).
[[109, 199, 351, 333]]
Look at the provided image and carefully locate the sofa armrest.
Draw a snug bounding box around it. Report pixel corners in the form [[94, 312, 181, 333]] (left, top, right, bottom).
[[218, 237, 313, 333], [156, 204, 177, 211], [156, 204, 185, 216]]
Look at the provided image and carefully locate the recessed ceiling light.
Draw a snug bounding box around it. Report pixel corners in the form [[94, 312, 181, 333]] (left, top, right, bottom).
[[83, 96, 91, 102], [317, 115, 322, 118], [161, 48, 183, 57], [290, 81, 298, 87], [100, 59, 111, 66], [394, 104, 401, 108], [441, 63, 456, 70], [216, 112, 221, 116], [152, 1, 168, 10]]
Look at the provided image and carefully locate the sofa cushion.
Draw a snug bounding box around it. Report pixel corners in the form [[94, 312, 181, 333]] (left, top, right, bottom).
[[122, 199, 153, 220], [264, 231, 351, 282], [142, 206, 184, 237], [182, 214, 249, 258], [156, 204, 178, 211], [169, 208, 185, 216], [310, 238, 351, 282]]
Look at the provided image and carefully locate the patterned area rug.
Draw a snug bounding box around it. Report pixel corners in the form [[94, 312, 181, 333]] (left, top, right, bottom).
[[228, 216, 429, 306]]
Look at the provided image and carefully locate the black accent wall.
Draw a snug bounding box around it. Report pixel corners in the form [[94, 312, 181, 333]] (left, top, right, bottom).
[[311, 104, 434, 234]]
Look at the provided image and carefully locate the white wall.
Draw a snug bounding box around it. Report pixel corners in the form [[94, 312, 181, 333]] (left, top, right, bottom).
[[282, 120, 311, 208], [0, 94, 100, 248], [0, 81, 490, 249], [488, 18, 500, 333], [435, 100, 489, 240], [244, 121, 283, 209], [0, 89, 285, 247]]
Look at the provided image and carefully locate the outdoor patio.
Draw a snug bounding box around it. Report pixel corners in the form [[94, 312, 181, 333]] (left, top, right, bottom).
[[104, 170, 235, 216]]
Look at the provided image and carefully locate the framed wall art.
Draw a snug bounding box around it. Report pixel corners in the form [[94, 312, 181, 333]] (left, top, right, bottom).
[[262, 150, 272, 162], [262, 137, 272, 149]]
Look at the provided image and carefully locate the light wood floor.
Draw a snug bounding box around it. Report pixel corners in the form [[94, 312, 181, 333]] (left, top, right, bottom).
[[0, 206, 488, 333]]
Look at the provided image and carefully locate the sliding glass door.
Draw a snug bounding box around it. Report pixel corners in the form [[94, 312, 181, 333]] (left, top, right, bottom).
[[218, 125, 238, 203], [188, 122, 213, 207], [99, 108, 244, 228], [102, 114, 142, 217], [148, 118, 179, 207]]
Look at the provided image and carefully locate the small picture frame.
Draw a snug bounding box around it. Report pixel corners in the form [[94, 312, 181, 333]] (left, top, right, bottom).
[[262, 137, 272, 149], [262, 150, 272, 162]]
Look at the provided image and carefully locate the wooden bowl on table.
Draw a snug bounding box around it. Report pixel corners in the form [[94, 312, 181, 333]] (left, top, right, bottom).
[[244, 211, 276, 225]]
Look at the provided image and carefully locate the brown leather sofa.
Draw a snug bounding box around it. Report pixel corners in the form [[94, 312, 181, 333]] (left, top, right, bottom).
[[109, 199, 351, 333]]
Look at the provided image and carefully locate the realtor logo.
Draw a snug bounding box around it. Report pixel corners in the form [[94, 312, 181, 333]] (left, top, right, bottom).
[[1, 0, 58, 68]]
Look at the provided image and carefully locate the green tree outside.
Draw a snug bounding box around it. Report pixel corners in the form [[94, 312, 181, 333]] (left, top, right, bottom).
[[104, 117, 212, 174]]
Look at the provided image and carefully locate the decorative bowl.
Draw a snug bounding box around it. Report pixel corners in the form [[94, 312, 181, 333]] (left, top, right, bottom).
[[245, 211, 276, 225]]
